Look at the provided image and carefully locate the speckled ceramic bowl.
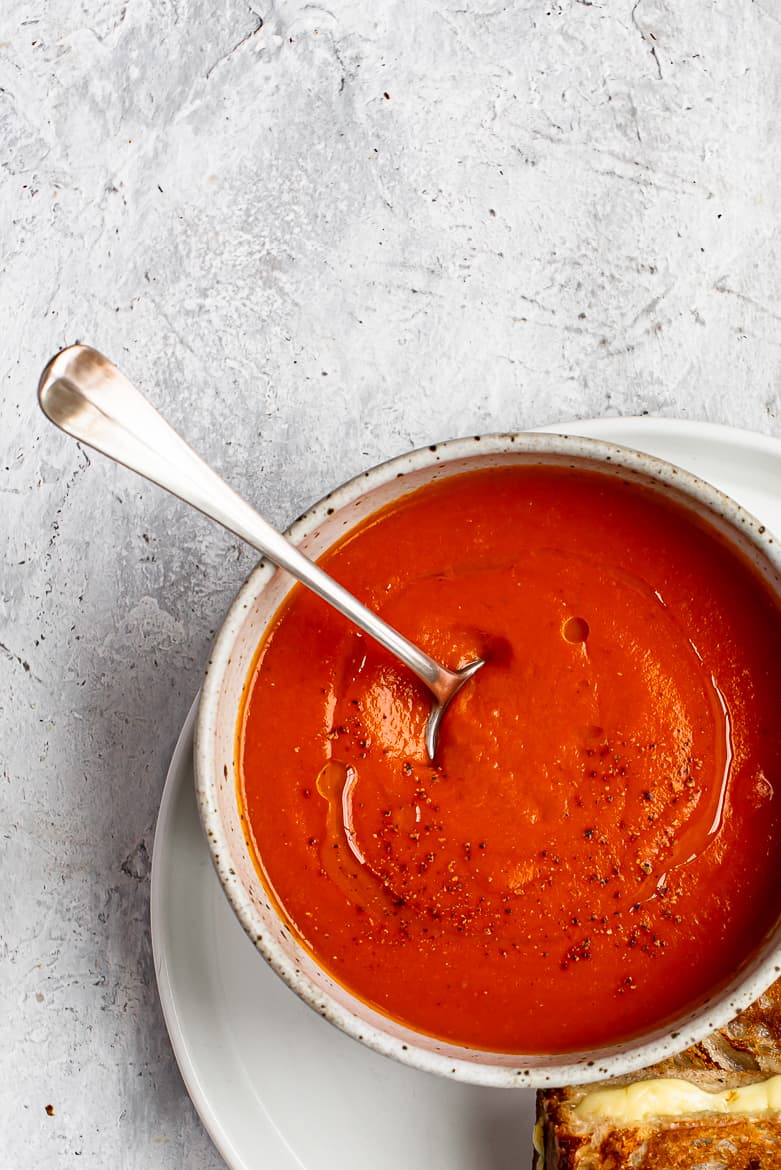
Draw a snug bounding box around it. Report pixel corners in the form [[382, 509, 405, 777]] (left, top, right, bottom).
[[194, 432, 781, 1088]]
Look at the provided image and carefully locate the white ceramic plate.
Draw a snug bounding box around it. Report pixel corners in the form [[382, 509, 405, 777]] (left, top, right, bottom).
[[151, 418, 781, 1170]]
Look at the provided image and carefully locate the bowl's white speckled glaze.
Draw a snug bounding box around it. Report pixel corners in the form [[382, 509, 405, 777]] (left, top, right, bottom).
[[194, 432, 781, 1088]]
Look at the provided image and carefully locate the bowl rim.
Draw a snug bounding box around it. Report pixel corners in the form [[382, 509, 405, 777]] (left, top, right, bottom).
[[194, 430, 781, 1087]]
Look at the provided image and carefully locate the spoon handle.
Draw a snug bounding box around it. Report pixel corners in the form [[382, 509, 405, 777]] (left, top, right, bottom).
[[37, 345, 458, 699]]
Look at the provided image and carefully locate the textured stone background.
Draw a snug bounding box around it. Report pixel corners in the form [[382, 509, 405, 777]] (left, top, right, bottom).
[[2, 0, 781, 1166]]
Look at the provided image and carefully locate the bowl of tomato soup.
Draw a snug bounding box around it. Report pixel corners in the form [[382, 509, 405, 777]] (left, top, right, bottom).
[[195, 434, 781, 1086]]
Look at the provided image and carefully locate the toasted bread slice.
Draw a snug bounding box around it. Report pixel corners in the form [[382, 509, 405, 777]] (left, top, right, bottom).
[[720, 978, 781, 1075], [534, 979, 781, 1168], [644, 978, 781, 1078], [535, 1071, 781, 1169]]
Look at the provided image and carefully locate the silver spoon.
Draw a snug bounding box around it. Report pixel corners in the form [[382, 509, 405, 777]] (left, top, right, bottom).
[[37, 345, 483, 759]]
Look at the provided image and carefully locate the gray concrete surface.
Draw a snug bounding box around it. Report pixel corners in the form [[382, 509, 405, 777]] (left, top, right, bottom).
[[2, 0, 781, 1166]]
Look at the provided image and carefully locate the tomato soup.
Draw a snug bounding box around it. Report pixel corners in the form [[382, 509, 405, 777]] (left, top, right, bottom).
[[238, 466, 781, 1053]]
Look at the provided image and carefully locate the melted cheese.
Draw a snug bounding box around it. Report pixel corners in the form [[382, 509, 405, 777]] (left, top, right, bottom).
[[574, 1075, 781, 1124]]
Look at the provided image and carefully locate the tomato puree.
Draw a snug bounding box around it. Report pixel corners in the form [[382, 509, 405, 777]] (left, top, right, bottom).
[[238, 465, 781, 1053]]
